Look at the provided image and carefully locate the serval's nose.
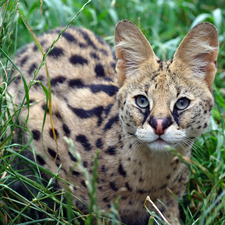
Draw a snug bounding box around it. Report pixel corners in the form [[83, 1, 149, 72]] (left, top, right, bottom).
[[149, 118, 172, 135]]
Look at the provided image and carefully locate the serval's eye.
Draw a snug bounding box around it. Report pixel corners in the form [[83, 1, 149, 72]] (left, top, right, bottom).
[[135, 95, 149, 108], [175, 97, 190, 110]]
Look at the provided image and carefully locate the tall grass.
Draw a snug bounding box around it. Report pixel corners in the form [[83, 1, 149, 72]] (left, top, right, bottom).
[[0, 0, 225, 224]]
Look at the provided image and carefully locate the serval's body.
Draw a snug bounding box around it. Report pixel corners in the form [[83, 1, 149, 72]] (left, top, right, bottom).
[[9, 20, 218, 224]]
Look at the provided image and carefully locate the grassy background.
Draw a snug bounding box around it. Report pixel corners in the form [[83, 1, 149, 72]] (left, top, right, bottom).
[[1, 0, 225, 224]]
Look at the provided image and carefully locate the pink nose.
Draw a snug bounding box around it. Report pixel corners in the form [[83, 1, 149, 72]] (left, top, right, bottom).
[[149, 118, 172, 135]]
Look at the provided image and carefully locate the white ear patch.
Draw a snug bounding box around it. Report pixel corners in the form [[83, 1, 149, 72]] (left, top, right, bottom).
[[179, 29, 218, 78], [114, 20, 158, 85], [171, 22, 219, 91]]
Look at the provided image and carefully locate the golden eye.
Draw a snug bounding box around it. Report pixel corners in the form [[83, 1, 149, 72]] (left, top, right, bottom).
[[175, 97, 190, 110], [135, 95, 149, 108]]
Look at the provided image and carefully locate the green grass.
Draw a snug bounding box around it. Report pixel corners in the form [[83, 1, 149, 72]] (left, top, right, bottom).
[[1, 0, 225, 224]]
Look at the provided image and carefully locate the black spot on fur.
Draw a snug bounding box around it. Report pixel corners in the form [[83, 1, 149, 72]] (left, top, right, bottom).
[[32, 130, 41, 141], [76, 135, 91, 151], [99, 49, 108, 56], [48, 148, 60, 160], [81, 195, 87, 201], [23, 99, 35, 106], [55, 29, 62, 34], [105, 146, 117, 155], [159, 62, 163, 69], [68, 105, 104, 126], [35, 41, 44, 51], [101, 165, 107, 173], [166, 174, 171, 179], [89, 84, 118, 96], [83, 161, 88, 168], [77, 29, 97, 49], [33, 44, 38, 51], [157, 59, 162, 63], [68, 78, 85, 88], [95, 64, 105, 77], [40, 40, 46, 46], [49, 128, 59, 139], [68, 151, 77, 162], [118, 163, 126, 177], [62, 32, 77, 43], [103, 197, 110, 202], [28, 63, 37, 76], [62, 124, 70, 137], [96, 138, 103, 149], [121, 196, 127, 200], [170, 158, 179, 166], [24, 99, 35, 105], [20, 55, 28, 65], [90, 52, 100, 60], [14, 75, 21, 84], [48, 47, 64, 58], [81, 180, 87, 188], [51, 76, 66, 86], [113, 51, 116, 60], [33, 40, 45, 51], [109, 182, 118, 191], [98, 186, 103, 191], [203, 122, 208, 128], [41, 103, 49, 113], [149, 186, 156, 193], [72, 171, 80, 176], [37, 155, 46, 165], [105, 104, 113, 117], [95, 34, 105, 45], [55, 112, 62, 120], [104, 114, 119, 131], [70, 55, 88, 65], [125, 182, 132, 192], [160, 184, 167, 189], [197, 126, 202, 129], [151, 71, 161, 81], [79, 43, 86, 48], [138, 189, 147, 194], [111, 62, 116, 70], [37, 75, 45, 83]]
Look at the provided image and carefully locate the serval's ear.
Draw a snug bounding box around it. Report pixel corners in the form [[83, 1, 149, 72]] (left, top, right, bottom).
[[170, 22, 219, 92], [114, 20, 158, 86]]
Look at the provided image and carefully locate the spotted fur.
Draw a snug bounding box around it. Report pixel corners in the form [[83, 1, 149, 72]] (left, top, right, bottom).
[[8, 21, 219, 224]]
